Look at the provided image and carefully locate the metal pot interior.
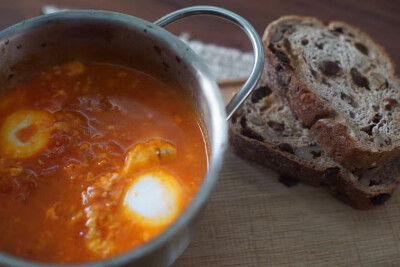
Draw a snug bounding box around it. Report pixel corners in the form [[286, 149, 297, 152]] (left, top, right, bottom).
[[0, 10, 227, 266]]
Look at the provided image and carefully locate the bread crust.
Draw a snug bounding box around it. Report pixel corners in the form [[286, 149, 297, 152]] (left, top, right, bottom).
[[312, 119, 400, 169], [262, 15, 400, 170], [229, 127, 399, 210]]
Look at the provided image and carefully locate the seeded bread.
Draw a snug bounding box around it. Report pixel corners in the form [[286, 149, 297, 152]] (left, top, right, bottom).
[[262, 16, 400, 170], [229, 84, 400, 209]]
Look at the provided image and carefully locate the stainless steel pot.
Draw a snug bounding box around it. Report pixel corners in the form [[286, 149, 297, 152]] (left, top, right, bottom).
[[0, 6, 264, 266]]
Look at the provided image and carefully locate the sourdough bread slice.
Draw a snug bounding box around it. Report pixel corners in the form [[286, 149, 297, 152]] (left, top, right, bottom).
[[229, 84, 400, 209], [262, 16, 400, 170]]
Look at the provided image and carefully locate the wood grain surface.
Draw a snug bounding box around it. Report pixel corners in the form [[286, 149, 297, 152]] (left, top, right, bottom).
[[0, 1, 399, 266], [176, 148, 400, 267]]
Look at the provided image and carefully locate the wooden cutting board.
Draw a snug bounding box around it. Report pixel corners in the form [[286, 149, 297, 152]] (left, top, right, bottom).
[[174, 82, 400, 267]]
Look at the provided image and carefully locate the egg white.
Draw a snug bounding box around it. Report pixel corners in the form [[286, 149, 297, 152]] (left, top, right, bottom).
[[0, 109, 54, 158], [123, 169, 182, 227]]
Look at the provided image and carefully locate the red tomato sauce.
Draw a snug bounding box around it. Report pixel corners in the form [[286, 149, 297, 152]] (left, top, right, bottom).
[[0, 61, 208, 263]]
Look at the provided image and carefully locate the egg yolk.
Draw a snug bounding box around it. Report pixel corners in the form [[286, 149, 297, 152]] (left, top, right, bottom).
[[0, 109, 54, 158], [123, 169, 182, 227]]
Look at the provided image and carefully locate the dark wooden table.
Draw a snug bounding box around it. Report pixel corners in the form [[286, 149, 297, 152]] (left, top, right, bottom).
[[0, 0, 399, 73], [0, 1, 399, 266]]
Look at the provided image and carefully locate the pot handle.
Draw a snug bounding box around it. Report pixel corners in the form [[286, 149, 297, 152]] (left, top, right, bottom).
[[154, 6, 264, 120]]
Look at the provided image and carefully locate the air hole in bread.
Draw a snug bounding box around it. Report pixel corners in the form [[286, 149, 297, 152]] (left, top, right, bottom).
[[321, 60, 341, 76], [369, 180, 380, 186], [372, 113, 382, 124], [283, 38, 291, 51], [383, 98, 398, 110], [350, 68, 370, 90], [355, 43, 369, 56], [333, 27, 344, 34], [278, 143, 294, 154], [301, 39, 309, 46], [267, 120, 285, 132], [371, 72, 389, 90], [268, 44, 291, 65], [316, 43, 324, 50], [240, 117, 264, 142], [240, 116, 247, 129], [251, 86, 272, 103], [311, 150, 322, 159], [361, 124, 374, 136], [309, 67, 318, 78], [340, 92, 358, 108], [321, 77, 331, 87], [283, 38, 295, 58]]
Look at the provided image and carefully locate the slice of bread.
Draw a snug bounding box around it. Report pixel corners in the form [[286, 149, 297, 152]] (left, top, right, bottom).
[[262, 16, 400, 170], [229, 84, 400, 209]]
